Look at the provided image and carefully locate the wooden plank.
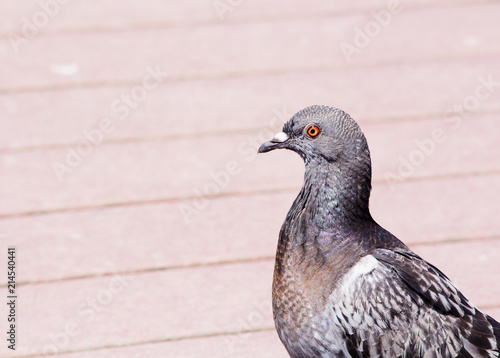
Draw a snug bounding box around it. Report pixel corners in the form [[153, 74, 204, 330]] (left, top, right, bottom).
[[2, 57, 500, 151], [27, 330, 288, 358], [1, 0, 486, 35], [0, 261, 275, 357], [2, 3, 500, 91]]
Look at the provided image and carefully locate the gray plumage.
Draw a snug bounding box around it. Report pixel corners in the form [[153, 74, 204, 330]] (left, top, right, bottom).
[[258, 105, 500, 358]]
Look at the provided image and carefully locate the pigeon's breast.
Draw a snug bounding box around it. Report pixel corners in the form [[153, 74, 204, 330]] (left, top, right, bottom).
[[272, 251, 376, 355], [273, 254, 412, 357]]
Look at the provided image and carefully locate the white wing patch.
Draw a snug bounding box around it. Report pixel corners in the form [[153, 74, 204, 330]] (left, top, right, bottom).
[[337, 255, 379, 295]]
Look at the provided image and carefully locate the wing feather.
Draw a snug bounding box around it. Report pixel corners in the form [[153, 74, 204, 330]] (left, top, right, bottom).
[[373, 249, 475, 317], [332, 249, 500, 357]]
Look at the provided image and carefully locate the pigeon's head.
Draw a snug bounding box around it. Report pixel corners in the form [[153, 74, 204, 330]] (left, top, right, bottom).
[[258, 105, 370, 166]]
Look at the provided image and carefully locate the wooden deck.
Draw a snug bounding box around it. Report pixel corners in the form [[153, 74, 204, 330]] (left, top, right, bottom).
[[1, 1, 499, 357]]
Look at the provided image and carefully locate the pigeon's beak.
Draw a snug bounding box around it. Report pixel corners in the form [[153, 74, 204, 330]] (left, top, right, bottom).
[[258, 132, 290, 153]]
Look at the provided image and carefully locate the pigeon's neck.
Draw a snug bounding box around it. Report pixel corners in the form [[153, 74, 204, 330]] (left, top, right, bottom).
[[300, 161, 373, 229], [274, 160, 376, 307]]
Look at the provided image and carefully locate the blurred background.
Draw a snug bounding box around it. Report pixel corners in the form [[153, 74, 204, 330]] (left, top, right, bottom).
[[1, 1, 500, 357]]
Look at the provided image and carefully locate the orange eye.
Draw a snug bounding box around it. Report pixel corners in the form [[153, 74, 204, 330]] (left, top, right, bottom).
[[306, 125, 320, 138]]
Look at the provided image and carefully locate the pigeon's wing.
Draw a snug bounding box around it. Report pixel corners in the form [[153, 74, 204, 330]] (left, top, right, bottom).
[[375, 249, 500, 353], [332, 249, 500, 357], [373, 248, 475, 317]]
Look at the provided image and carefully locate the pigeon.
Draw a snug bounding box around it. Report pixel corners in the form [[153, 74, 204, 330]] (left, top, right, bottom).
[[258, 105, 500, 358]]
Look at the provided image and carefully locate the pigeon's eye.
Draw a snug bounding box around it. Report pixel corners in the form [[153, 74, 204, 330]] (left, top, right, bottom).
[[305, 124, 321, 138]]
